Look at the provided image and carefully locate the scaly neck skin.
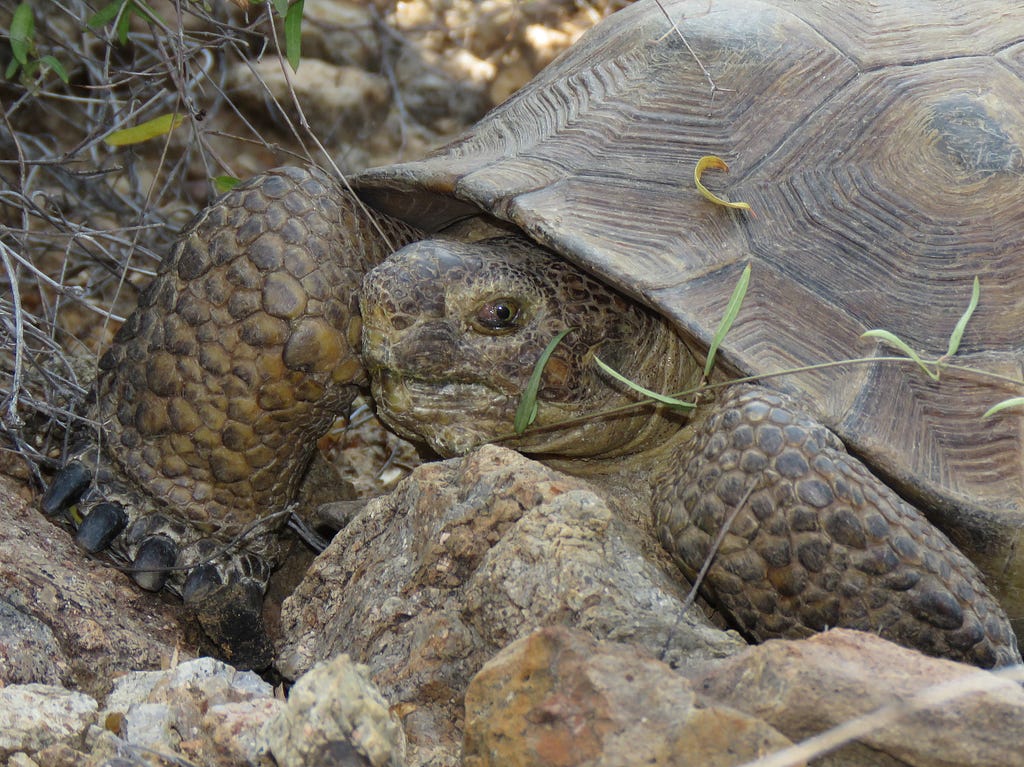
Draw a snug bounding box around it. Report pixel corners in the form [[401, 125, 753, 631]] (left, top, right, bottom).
[[516, 309, 704, 465]]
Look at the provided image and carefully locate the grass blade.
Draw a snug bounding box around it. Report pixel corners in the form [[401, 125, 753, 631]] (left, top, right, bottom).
[[982, 397, 1024, 419], [947, 276, 980, 358], [704, 263, 750, 379], [594, 357, 694, 410], [514, 328, 574, 434], [694, 155, 754, 214], [861, 329, 939, 380]]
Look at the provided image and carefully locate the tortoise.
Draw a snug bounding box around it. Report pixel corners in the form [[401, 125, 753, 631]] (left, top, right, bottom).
[[42, 0, 1024, 670]]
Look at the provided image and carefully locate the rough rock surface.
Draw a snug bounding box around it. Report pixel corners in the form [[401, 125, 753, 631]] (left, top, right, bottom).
[[278, 445, 744, 764], [0, 657, 282, 766], [265, 653, 406, 767], [0, 684, 98, 761], [695, 628, 1024, 767], [0, 474, 196, 697], [100, 656, 280, 766], [463, 625, 793, 767]]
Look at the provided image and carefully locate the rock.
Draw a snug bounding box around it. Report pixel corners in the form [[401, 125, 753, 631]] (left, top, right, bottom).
[[290, 2, 381, 70], [0, 596, 67, 686], [695, 628, 1024, 767], [227, 58, 391, 145], [265, 653, 406, 767], [463, 625, 793, 767], [100, 656, 281, 767], [278, 445, 742, 765], [0, 684, 97, 761], [0, 474, 195, 697]]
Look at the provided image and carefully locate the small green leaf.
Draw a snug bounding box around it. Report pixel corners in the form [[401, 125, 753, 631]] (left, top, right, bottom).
[[115, 6, 132, 44], [704, 263, 750, 379], [213, 175, 242, 193], [594, 356, 695, 410], [272, 0, 289, 15], [946, 276, 980, 358], [10, 2, 34, 66], [982, 397, 1024, 419], [514, 327, 574, 434], [39, 55, 69, 84], [861, 329, 939, 380], [104, 113, 185, 146], [284, 0, 304, 71], [5, 58, 20, 80]]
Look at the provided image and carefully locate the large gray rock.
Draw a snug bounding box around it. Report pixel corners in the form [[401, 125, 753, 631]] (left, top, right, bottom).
[[265, 653, 406, 767], [278, 445, 742, 765], [0, 475, 196, 697], [463, 625, 793, 767], [695, 628, 1024, 767]]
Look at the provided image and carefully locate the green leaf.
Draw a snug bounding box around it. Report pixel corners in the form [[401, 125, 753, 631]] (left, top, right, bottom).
[[115, 5, 132, 44], [39, 55, 69, 84], [10, 2, 34, 66], [104, 113, 185, 146], [5, 58, 20, 80], [284, 0, 304, 71], [272, 0, 289, 16], [982, 397, 1024, 419], [704, 263, 750, 379], [946, 276, 980, 358], [88, 0, 128, 29], [593, 356, 695, 410], [861, 329, 939, 380], [213, 175, 242, 193], [514, 327, 574, 434]]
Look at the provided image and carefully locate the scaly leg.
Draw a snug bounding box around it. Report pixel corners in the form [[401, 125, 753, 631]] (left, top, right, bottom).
[[655, 385, 1020, 668]]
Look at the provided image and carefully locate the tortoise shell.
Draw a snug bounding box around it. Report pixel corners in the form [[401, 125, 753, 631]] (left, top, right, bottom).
[[354, 0, 1024, 620]]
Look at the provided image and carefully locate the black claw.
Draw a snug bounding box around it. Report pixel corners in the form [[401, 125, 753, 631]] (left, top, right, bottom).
[[188, 578, 275, 670], [182, 562, 222, 603], [41, 461, 91, 516], [74, 502, 129, 553], [131, 535, 178, 591]]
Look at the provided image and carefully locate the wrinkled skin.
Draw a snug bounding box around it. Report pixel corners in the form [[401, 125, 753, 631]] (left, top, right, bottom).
[[43, 168, 1020, 670]]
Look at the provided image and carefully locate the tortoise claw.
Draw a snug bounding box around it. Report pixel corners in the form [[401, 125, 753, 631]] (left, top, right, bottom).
[[131, 534, 178, 591], [184, 559, 274, 670], [74, 502, 128, 553], [41, 461, 91, 516], [182, 562, 222, 603]]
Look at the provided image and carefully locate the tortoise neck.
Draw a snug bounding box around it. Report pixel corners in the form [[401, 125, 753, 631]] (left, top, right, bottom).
[[516, 312, 701, 463]]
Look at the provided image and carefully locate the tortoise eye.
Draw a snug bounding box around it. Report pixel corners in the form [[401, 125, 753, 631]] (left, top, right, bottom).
[[473, 299, 521, 332]]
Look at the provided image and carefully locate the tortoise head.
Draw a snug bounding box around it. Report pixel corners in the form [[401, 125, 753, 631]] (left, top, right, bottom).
[[360, 236, 698, 459]]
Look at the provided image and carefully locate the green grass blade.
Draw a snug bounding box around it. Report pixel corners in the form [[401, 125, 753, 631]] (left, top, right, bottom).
[[284, 0, 304, 71], [704, 263, 750, 379], [514, 327, 574, 434], [982, 397, 1024, 419], [594, 356, 695, 410], [947, 276, 980, 358], [861, 329, 939, 380]]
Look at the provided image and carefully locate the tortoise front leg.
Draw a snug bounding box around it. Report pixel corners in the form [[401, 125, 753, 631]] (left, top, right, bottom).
[[42, 166, 420, 667], [654, 385, 1021, 668]]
